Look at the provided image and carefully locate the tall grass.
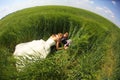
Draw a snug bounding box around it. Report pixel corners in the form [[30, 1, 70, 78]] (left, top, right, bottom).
[[0, 6, 120, 80]]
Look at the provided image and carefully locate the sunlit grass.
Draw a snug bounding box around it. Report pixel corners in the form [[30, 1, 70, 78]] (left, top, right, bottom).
[[0, 6, 120, 80]]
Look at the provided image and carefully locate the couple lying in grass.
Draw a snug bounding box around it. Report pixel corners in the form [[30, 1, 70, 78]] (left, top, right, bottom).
[[13, 32, 71, 70]]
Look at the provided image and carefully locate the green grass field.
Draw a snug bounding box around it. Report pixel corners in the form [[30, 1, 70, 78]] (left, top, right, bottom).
[[0, 6, 120, 80]]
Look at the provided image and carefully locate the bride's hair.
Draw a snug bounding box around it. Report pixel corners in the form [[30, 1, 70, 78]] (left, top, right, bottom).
[[51, 33, 63, 39], [57, 33, 63, 39]]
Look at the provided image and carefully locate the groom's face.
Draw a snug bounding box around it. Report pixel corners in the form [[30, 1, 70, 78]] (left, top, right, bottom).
[[64, 34, 68, 38]]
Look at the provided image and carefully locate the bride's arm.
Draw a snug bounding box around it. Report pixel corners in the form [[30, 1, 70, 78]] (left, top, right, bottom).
[[56, 40, 63, 50]]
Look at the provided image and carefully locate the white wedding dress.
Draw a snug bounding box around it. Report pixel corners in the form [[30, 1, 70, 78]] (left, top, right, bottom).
[[13, 38, 56, 70]]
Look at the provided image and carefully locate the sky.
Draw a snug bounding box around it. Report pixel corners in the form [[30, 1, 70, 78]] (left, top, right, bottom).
[[0, 0, 120, 28]]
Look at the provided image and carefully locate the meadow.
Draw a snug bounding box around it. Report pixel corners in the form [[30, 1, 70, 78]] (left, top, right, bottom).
[[0, 6, 120, 80]]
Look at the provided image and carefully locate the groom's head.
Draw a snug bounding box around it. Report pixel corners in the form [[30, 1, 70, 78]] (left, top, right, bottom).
[[63, 32, 68, 38]]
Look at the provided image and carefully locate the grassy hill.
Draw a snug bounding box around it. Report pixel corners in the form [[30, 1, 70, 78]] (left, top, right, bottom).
[[0, 5, 120, 80]]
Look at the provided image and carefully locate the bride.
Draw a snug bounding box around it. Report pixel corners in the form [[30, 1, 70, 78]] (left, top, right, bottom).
[[13, 33, 63, 70]]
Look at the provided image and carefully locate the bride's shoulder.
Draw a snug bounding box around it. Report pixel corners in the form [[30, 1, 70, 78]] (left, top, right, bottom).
[[50, 34, 58, 41], [50, 34, 57, 38]]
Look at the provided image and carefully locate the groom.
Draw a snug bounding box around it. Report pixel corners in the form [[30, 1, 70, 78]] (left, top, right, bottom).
[[61, 32, 72, 49]]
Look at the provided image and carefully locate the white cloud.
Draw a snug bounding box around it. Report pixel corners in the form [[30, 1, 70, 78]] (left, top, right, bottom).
[[90, 1, 94, 4], [68, 0, 95, 11], [0, 7, 11, 19], [95, 6, 115, 18], [104, 7, 115, 18], [96, 7, 103, 10], [0, 0, 44, 19], [80, 0, 94, 4], [95, 6, 120, 27], [112, 0, 116, 5]]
